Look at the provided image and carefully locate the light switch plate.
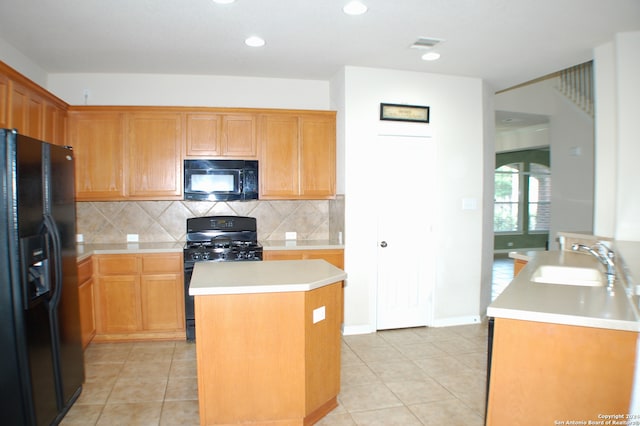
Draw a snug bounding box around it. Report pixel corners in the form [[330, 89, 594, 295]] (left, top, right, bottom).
[[462, 198, 478, 210]]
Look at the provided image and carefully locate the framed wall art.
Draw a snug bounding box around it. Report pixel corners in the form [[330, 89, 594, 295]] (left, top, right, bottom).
[[380, 103, 430, 123]]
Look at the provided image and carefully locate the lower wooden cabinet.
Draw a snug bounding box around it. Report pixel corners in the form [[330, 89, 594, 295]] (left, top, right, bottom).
[[93, 252, 185, 341], [77, 258, 95, 349], [264, 248, 345, 325], [486, 318, 636, 424], [513, 258, 527, 276], [263, 248, 344, 269]]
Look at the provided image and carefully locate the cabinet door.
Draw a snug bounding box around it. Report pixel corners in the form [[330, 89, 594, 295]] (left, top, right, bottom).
[[68, 112, 126, 200], [8, 81, 44, 139], [140, 274, 184, 331], [78, 278, 95, 348], [222, 114, 257, 157], [43, 100, 66, 146], [27, 91, 44, 139], [0, 74, 7, 128], [300, 114, 336, 198], [186, 113, 257, 158], [259, 115, 299, 198], [128, 112, 183, 198], [186, 113, 222, 156], [263, 249, 344, 269], [95, 275, 140, 333], [77, 259, 95, 348]]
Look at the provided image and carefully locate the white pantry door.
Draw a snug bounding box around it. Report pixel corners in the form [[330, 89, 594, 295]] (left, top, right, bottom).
[[376, 136, 436, 330]]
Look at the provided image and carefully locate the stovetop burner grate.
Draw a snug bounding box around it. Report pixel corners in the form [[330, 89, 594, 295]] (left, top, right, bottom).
[[183, 215, 262, 262]]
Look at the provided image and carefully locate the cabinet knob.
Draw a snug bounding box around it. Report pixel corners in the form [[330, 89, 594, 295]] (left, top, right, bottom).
[[380, 241, 388, 248]]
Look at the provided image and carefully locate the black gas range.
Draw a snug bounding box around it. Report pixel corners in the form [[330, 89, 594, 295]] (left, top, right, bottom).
[[183, 216, 263, 341]]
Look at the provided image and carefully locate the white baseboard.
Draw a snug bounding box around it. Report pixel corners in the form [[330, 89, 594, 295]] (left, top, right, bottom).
[[342, 316, 482, 334], [430, 315, 482, 327], [342, 324, 376, 336]]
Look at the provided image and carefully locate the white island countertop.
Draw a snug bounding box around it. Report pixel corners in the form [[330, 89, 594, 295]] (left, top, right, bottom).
[[189, 259, 347, 296], [488, 250, 640, 332]]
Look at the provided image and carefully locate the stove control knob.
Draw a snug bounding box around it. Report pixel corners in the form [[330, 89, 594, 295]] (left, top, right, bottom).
[[202, 252, 210, 260], [192, 253, 201, 261]]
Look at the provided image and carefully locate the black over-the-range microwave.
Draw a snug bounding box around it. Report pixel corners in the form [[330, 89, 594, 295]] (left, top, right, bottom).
[[184, 159, 258, 201]]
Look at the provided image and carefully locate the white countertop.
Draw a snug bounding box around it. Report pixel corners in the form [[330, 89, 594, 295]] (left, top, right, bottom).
[[488, 250, 640, 332], [76, 240, 344, 261], [261, 240, 344, 250], [189, 259, 347, 296]]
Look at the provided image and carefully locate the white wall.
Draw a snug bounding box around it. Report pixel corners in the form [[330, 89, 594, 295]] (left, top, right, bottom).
[[549, 96, 595, 246], [593, 43, 617, 237], [0, 38, 48, 86], [480, 82, 497, 316], [594, 31, 640, 241], [338, 66, 486, 333], [329, 70, 346, 195], [47, 73, 331, 110]]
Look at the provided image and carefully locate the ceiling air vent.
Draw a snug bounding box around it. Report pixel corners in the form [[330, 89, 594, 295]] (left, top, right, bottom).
[[410, 37, 443, 49]]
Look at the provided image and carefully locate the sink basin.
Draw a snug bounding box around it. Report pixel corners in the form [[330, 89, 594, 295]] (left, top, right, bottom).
[[530, 265, 605, 287]]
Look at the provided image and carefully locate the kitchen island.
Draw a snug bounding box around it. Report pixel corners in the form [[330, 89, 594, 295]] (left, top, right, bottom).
[[486, 247, 640, 425], [189, 259, 347, 426]]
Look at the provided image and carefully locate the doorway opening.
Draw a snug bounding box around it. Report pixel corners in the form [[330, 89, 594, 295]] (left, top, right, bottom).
[[492, 148, 551, 300]]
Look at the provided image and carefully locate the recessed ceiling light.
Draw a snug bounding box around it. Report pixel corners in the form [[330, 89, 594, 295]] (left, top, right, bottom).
[[343, 1, 367, 15], [422, 52, 441, 61], [212, 0, 235, 4], [245, 36, 266, 47]]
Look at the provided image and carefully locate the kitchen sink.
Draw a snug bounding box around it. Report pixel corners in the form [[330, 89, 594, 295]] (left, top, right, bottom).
[[530, 265, 605, 287]]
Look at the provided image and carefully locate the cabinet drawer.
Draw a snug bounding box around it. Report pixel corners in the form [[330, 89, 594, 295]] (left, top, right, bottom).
[[141, 253, 182, 273], [96, 255, 139, 274], [78, 258, 93, 283], [263, 249, 344, 269]]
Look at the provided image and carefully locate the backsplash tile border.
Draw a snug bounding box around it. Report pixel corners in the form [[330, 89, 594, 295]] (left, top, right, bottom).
[[76, 196, 345, 244]]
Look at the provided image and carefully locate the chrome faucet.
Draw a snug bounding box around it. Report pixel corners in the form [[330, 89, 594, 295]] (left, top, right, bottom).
[[571, 242, 616, 290]]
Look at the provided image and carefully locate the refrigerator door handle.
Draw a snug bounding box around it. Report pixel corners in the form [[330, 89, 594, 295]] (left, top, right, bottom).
[[42, 214, 63, 308]]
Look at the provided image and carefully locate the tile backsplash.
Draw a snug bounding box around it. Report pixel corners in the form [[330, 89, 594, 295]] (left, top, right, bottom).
[[76, 196, 345, 244]]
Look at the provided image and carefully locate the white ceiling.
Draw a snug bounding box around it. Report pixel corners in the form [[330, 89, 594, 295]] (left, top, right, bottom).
[[0, 0, 638, 92]]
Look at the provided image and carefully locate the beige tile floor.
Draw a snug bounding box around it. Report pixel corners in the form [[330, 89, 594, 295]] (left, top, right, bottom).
[[60, 322, 488, 426]]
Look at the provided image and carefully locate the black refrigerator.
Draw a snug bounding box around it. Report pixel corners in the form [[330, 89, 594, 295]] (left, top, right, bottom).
[[0, 129, 84, 425]]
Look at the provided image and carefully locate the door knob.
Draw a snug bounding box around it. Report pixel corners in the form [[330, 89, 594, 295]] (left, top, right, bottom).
[[380, 241, 387, 248]]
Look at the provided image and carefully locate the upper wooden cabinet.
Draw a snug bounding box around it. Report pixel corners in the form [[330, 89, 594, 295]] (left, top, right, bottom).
[[69, 107, 336, 201], [0, 74, 8, 128], [69, 108, 184, 200], [127, 112, 183, 199], [259, 114, 299, 197], [1, 62, 68, 145], [43, 99, 67, 147], [68, 111, 126, 200], [186, 112, 257, 158], [259, 112, 336, 199], [9, 80, 43, 139], [299, 114, 336, 197]]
